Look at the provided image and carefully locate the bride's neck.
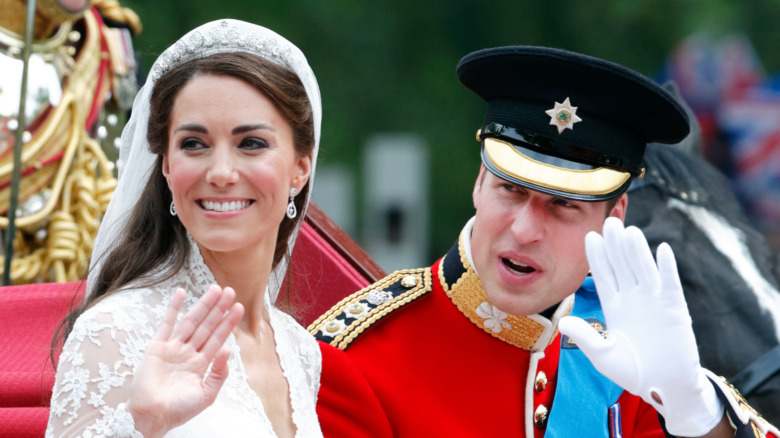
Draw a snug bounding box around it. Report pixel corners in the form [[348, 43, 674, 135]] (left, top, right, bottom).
[[200, 246, 273, 324]]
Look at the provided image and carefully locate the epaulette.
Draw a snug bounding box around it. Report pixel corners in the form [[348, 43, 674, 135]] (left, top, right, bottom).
[[308, 268, 432, 350], [705, 370, 780, 437]]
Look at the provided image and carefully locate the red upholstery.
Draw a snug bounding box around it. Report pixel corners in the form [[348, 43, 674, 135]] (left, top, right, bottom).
[[0, 204, 379, 437], [0, 281, 84, 436], [0, 282, 84, 407], [290, 221, 375, 326], [284, 204, 384, 326], [0, 408, 52, 438]]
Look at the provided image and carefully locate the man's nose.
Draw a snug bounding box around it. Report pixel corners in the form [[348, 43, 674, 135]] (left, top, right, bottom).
[[510, 203, 545, 245]]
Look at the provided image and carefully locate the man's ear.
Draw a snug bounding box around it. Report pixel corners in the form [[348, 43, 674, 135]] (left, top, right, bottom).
[[608, 193, 628, 221], [473, 165, 487, 210]]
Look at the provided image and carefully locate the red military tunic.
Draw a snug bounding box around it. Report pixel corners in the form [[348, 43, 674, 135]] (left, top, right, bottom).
[[310, 227, 779, 438]]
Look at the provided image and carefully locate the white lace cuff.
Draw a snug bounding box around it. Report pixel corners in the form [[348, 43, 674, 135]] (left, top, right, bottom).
[[108, 403, 144, 438]]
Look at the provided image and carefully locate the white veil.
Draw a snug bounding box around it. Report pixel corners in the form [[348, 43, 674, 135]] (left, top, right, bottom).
[[87, 19, 321, 302]]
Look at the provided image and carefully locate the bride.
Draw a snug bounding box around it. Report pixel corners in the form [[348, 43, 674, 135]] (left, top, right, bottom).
[[47, 19, 323, 437]]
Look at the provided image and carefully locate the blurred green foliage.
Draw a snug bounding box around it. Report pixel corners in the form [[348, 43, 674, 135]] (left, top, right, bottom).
[[120, 0, 780, 263]]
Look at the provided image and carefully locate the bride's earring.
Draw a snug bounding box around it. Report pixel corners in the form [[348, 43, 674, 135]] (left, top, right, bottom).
[[286, 188, 297, 219], [170, 201, 177, 216]]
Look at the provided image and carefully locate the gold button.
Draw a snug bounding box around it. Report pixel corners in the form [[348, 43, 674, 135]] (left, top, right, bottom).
[[347, 303, 363, 315], [401, 275, 418, 288], [534, 404, 548, 427], [325, 321, 341, 333], [534, 371, 548, 392]]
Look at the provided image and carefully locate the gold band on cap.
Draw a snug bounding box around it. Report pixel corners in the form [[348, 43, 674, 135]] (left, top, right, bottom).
[[483, 137, 630, 196]]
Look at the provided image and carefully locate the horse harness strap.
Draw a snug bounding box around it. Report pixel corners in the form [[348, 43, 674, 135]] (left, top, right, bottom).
[[730, 344, 780, 397]]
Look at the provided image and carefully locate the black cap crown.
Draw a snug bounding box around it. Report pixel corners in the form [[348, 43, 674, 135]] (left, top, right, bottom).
[[457, 46, 690, 201]]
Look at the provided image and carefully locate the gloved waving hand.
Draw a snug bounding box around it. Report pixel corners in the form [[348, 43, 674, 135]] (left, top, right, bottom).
[[558, 217, 724, 437]]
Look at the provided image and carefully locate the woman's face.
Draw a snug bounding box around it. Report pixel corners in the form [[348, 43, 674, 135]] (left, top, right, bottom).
[[162, 74, 311, 261]]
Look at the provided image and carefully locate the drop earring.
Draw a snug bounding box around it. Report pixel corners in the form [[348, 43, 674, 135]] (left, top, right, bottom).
[[170, 201, 177, 216], [286, 187, 297, 219]]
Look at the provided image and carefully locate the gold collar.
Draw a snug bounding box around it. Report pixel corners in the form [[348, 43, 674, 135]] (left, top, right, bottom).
[[440, 223, 569, 351]]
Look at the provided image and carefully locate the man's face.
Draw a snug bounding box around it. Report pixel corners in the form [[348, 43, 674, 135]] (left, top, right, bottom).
[[470, 167, 627, 316]]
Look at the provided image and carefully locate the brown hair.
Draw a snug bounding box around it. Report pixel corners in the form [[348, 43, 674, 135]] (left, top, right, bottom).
[[53, 52, 314, 357]]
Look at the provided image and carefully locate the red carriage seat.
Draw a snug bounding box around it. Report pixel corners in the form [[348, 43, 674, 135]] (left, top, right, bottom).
[[0, 281, 84, 437], [0, 203, 382, 437]]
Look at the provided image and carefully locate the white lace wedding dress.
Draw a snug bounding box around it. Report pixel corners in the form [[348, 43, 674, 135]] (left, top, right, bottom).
[[46, 240, 323, 437]]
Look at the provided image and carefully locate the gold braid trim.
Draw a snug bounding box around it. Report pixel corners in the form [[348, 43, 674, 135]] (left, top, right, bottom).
[[440, 253, 546, 350], [92, 0, 142, 35], [0, 11, 116, 284], [0, 8, 104, 223], [308, 268, 433, 350], [0, 136, 114, 283]]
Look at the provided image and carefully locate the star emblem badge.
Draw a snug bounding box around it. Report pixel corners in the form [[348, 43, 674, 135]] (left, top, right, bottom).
[[545, 97, 582, 134]]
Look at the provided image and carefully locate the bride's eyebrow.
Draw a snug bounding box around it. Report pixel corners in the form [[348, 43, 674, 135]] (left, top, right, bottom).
[[232, 123, 273, 135], [172, 123, 274, 135], [174, 123, 207, 134]]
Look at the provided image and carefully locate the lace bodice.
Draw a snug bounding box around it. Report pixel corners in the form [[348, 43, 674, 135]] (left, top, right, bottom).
[[46, 242, 323, 437]]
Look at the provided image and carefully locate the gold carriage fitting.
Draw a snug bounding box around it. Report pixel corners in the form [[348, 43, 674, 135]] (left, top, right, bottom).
[[0, 0, 140, 283]]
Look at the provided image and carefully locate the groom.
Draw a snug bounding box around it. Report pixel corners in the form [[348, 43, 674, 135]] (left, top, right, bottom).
[[310, 46, 778, 437]]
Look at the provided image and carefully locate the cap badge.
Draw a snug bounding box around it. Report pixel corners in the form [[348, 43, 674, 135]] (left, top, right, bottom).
[[545, 97, 582, 134]]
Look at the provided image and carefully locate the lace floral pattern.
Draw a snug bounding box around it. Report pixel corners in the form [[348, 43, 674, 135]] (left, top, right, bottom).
[[46, 240, 323, 437]]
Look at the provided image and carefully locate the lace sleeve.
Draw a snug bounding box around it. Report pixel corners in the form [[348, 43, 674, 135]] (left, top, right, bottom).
[[46, 296, 157, 438]]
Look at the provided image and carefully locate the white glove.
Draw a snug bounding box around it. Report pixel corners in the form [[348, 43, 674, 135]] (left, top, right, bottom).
[[558, 217, 723, 437]]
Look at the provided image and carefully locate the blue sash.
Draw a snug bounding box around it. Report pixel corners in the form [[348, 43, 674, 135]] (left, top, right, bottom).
[[544, 277, 625, 437]]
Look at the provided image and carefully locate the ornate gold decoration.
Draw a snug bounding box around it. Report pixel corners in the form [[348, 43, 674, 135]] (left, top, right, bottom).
[[401, 275, 418, 288], [708, 373, 779, 437], [0, 9, 120, 283], [324, 321, 342, 334], [92, 0, 142, 35], [308, 268, 433, 350]]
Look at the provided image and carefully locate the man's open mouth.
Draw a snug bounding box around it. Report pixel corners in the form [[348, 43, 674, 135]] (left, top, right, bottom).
[[502, 258, 535, 274]]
